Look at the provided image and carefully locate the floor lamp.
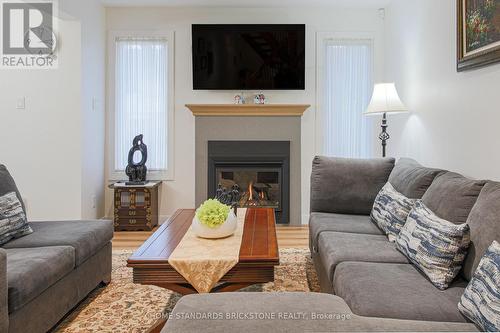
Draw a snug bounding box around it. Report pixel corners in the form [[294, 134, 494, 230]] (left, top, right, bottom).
[[364, 83, 408, 158]]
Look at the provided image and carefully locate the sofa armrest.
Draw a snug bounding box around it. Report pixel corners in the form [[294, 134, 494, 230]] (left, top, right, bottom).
[[0, 248, 8, 333], [310, 156, 395, 215]]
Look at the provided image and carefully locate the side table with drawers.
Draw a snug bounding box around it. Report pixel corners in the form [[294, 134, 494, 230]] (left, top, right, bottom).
[[109, 181, 161, 231]]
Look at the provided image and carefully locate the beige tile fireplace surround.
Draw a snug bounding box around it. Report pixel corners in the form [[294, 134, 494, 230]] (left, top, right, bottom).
[[187, 104, 310, 225]]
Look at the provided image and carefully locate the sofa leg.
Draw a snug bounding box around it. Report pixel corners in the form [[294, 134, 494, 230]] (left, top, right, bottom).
[[101, 274, 112, 286]]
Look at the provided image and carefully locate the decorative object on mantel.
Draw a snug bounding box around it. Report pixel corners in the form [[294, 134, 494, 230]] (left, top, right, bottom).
[[125, 134, 148, 185], [234, 93, 245, 104], [192, 199, 238, 239], [457, 0, 500, 71], [253, 93, 267, 104], [364, 83, 408, 158], [185, 104, 310, 117]]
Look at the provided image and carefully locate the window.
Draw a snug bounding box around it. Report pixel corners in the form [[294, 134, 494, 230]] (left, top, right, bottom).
[[319, 38, 373, 158], [109, 32, 174, 180]]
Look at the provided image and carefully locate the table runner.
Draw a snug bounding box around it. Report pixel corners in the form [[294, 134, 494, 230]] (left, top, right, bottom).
[[168, 208, 247, 293]]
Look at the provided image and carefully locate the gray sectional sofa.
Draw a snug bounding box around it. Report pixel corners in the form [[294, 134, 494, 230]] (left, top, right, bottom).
[[163, 157, 500, 332], [0, 165, 113, 333]]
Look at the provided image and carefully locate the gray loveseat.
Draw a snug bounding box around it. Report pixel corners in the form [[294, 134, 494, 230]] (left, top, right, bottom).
[[0, 165, 113, 333], [163, 157, 500, 332]]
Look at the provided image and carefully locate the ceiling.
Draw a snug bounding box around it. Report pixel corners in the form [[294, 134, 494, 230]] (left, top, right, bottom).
[[102, 0, 393, 8]]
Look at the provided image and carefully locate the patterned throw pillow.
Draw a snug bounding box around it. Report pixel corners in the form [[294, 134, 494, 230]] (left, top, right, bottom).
[[0, 191, 32, 245], [458, 241, 499, 332], [396, 200, 470, 290], [371, 182, 416, 242]]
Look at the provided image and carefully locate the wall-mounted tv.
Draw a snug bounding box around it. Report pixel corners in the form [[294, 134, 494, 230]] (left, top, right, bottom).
[[192, 24, 305, 90]]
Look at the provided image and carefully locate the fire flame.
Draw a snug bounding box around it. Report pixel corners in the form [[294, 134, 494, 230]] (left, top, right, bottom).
[[245, 181, 266, 205], [248, 181, 254, 200]]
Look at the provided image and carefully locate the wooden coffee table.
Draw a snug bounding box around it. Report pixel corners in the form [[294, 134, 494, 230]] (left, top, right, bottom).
[[127, 208, 279, 295]]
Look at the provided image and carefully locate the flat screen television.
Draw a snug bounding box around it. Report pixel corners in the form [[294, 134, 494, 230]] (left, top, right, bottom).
[[192, 24, 305, 90]]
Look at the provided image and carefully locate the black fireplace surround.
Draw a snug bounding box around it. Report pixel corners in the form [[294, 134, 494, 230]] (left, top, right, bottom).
[[208, 141, 290, 224]]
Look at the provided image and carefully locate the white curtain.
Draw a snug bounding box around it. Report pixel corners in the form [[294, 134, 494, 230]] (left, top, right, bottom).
[[323, 40, 373, 158], [115, 37, 168, 171]]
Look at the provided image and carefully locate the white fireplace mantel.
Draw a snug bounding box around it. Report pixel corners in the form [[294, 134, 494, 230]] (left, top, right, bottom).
[[193, 106, 303, 225]]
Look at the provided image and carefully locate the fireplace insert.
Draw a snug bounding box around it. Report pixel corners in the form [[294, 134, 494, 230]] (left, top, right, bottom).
[[208, 141, 290, 224]]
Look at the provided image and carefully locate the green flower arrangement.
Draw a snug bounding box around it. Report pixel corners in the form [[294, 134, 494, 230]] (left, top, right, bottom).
[[196, 199, 231, 228]]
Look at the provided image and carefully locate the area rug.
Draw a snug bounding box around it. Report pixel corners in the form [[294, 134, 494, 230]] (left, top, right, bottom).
[[53, 248, 320, 333]]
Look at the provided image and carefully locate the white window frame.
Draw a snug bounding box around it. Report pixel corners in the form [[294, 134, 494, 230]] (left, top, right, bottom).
[[107, 30, 175, 181], [315, 31, 375, 156]]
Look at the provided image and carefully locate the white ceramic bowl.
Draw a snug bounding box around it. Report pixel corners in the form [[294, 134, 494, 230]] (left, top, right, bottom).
[[192, 210, 237, 239]]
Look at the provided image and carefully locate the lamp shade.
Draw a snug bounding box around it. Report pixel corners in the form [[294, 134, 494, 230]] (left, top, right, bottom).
[[364, 83, 408, 116]]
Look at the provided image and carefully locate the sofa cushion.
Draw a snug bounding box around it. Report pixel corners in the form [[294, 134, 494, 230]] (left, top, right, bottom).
[[388, 158, 443, 199], [3, 220, 113, 266], [0, 165, 26, 215], [370, 182, 416, 241], [310, 156, 395, 215], [309, 212, 384, 252], [421, 172, 485, 224], [333, 262, 468, 323], [462, 181, 500, 281], [162, 292, 478, 333], [6, 246, 75, 313], [0, 192, 33, 245], [396, 200, 471, 290], [458, 241, 500, 332], [318, 232, 408, 281]]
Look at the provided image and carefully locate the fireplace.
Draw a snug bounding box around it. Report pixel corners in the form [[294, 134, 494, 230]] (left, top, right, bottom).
[[208, 141, 290, 224]]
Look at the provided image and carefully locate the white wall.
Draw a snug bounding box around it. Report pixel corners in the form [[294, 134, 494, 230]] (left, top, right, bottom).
[[105, 6, 385, 223], [0, 0, 106, 220], [78, 1, 106, 219], [384, 0, 500, 180]]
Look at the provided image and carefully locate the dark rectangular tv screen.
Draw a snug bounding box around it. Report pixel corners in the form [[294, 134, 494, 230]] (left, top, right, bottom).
[[192, 24, 305, 90]]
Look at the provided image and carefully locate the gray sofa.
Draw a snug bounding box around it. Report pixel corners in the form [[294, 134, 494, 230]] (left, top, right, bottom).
[[163, 157, 500, 332], [0, 165, 113, 333], [164, 292, 478, 332]]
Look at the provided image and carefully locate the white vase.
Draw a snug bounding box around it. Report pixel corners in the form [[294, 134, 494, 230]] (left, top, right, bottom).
[[192, 210, 237, 239]]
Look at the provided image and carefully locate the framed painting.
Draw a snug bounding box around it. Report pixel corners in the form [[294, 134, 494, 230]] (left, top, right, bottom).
[[457, 0, 500, 71]]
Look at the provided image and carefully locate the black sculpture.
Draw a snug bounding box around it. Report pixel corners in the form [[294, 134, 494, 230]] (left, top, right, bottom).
[[125, 134, 148, 185], [215, 184, 240, 213]]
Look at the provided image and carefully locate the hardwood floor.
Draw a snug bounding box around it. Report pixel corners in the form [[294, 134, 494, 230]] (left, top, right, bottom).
[[112, 225, 309, 251], [275, 226, 309, 249]]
